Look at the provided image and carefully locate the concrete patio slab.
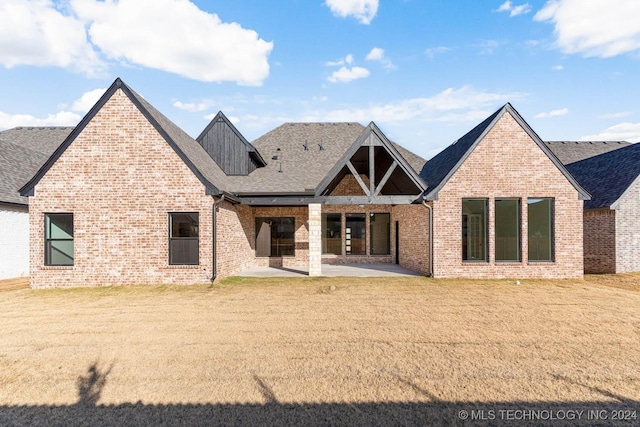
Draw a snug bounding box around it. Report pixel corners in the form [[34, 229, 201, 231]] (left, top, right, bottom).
[[237, 263, 424, 278]]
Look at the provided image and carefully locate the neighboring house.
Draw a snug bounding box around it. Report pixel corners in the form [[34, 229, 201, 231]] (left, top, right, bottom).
[[0, 127, 72, 279], [19, 78, 589, 287], [546, 141, 639, 273]]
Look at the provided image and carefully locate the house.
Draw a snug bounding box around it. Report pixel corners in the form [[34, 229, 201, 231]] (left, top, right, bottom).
[[19, 78, 589, 287], [0, 127, 72, 279], [546, 141, 640, 273]]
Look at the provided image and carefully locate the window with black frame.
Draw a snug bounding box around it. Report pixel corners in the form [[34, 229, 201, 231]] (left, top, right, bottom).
[[528, 198, 554, 261], [255, 217, 295, 257], [45, 213, 74, 266], [169, 213, 199, 265], [322, 213, 342, 255], [462, 199, 488, 262]]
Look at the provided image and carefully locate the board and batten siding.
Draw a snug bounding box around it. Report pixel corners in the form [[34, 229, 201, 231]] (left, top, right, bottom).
[[198, 119, 259, 176], [0, 205, 29, 279]]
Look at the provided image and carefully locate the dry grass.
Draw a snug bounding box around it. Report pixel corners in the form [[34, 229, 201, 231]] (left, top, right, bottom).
[[0, 276, 29, 292], [0, 275, 638, 425]]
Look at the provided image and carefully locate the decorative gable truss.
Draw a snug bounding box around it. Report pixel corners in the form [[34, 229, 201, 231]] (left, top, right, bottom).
[[315, 122, 426, 204]]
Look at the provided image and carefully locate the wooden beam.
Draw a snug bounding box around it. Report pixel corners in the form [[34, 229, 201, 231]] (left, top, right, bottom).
[[369, 145, 375, 195], [346, 160, 370, 196], [374, 161, 397, 196], [324, 195, 420, 205]]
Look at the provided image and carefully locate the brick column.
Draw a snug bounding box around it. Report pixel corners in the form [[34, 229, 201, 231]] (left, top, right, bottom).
[[308, 203, 322, 276]]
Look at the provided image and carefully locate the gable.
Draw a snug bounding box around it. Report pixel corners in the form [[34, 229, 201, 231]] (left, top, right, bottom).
[[316, 122, 426, 202], [20, 78, 228, 198], [197, 111, 265, 176], [422, 104, 590, 201]]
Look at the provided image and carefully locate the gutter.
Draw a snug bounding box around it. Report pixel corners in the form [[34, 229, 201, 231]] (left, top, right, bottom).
[[211, 194, 225, 282], [421, 200, 434, 277]]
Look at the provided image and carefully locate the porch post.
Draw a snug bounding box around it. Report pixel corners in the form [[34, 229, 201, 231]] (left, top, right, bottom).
[[308, 203, 322, 276]]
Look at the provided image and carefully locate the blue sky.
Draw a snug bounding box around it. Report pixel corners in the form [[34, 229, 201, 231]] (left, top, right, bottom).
[[1, 0, 639, 159]]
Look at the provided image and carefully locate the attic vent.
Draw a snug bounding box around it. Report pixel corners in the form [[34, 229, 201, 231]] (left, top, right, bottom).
[[303, 140, 308, 151], [272, 155, 278, 160]]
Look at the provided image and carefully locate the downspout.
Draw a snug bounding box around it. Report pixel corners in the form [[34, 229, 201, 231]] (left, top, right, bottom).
[[422, 200, 434, 277], [211, 194, 225, 282]]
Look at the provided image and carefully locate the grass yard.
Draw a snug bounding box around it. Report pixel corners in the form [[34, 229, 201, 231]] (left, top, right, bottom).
[[0, 275, 638, 426]]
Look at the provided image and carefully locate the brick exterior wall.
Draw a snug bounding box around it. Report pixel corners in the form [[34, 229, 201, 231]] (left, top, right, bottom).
[[583, 209, 616, 274], [614, 175, 640, 273], [29, 89, 216, 288], [215, 201, 254, 280], [431, 112, 584, 279], [393, 204, 430, 275]]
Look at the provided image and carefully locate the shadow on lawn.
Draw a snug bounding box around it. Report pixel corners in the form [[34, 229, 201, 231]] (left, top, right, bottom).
[[0, 364, 637, 426]]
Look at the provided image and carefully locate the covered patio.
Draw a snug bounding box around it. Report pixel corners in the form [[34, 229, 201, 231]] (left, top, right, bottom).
[[237, 263, 424, 278]]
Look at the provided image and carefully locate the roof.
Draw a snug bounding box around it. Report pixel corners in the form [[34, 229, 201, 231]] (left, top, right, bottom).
[[0, 127, 72, 205], [20, 78, 229, 198], [420, 103, 590, 201], [566, 142, 640, 209], [228, 122, 367, 194], [227, 122, 426, 195], [545, 140, 631, 165]]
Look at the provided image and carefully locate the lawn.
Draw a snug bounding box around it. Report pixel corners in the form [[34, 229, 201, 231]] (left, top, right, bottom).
[[0, 275, 638, 426]]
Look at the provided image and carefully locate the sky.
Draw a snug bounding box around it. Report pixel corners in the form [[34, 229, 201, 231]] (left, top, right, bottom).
[[1, 0, 639, 160]]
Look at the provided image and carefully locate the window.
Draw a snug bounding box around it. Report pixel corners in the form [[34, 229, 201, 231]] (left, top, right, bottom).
[[169, 213, 199, 265], [495, 199, 520, 262], [255, 217, 295, 257], [45, 213, 74, 266], [322, 213, 342, 255], [462, 199, 487, 261], [370, 213, 390, 255], [345, 213, 366, 255], [528, 198, 554, 261]]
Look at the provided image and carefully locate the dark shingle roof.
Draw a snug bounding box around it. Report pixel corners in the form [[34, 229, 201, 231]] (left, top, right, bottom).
[[0, 127, 72, 205], [566, 142, 640, 209], [420, 104, 590, 201], [21, 78, 229, 198], [229, 123, 368, 194], [545, 141, 631, 165]]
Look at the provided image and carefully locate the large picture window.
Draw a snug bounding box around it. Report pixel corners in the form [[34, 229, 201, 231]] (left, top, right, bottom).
[[495, 199, 520, 262], [45, 213, 74, 266], [255, 217, 295, 257], [528, 198, 554, 261], [322, 213, 342, 255], [462, 199, 488, 261], [345, 213, 366, 255], [370, 213, 390, 255], [169, 213, 199, 265]]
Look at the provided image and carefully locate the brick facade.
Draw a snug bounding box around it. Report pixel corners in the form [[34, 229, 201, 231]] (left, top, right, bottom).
[[583, 209, 616, 274], [431, 112, 584, 279], [29, 89, 215, 287]]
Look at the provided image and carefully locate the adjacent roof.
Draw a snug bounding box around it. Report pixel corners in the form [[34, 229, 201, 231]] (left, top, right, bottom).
[[420, 103, 590, 201], [565, 142, 640, 209], [545, 140, 631, 165], [20, 78, 229, 198], [0, 127, 72, 205]]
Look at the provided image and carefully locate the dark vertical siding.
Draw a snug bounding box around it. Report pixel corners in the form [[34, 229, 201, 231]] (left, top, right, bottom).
[[198, 119, 252, 175]]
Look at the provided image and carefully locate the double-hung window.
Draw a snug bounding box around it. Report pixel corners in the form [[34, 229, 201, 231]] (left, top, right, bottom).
[[169, 213, 199, 265]]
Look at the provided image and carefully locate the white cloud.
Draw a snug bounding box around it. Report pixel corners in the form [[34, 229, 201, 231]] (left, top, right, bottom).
[[599, 111, 632, 119], [307, 86, 525, 123], [0, 0, 272, 84], [476, 40, 503, 55], [326, 54, 354, 66], [0, 110, 80, 130], [581, 122, 640, 142], [327, 66, 370, 83], [534, 0, 640, 58], [365, 47, 395, 69], [324, 0, 379, 25], [425, 46, 451, 59], [71, 0, 273, 85], [552, 65, 564, 70], [535, 108, 568, 119], [72, 88, 106, 112], [173, 100, 213, 113], [495, 1, 532, 17], [0, 0, 106, 76]]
